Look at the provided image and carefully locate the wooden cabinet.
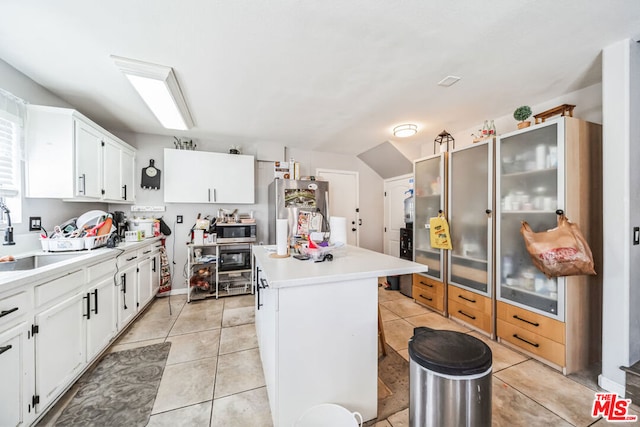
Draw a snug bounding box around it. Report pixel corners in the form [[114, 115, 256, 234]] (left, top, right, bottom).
[[164, 148, 255, 204], [25, 105, 136, 203], [412, 273, 445, 314], [448, 285, 492, 333], [495, 117, 602, 374]]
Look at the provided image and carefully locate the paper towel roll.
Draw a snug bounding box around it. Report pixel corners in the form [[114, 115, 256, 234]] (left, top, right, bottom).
[[329, 216, 347, 244], [276, 219, 288, 256]]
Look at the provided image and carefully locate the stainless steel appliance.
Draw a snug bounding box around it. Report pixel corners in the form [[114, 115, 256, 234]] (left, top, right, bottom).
[[218, 244, 252, 271], [268, 179, 330, 244], [214, 223, 256, 243]]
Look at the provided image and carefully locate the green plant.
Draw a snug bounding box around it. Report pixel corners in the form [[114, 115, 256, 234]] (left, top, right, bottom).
[[513, 106, 532, 122]]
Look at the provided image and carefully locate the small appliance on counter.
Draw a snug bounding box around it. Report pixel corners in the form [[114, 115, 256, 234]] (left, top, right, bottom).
[[127, 217, 159, 239], [112, 211, 128, 239]]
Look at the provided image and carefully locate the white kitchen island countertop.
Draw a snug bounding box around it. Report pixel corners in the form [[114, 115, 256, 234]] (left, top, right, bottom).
[[252, 244, 427, 288], [252, 244, 427, 426]]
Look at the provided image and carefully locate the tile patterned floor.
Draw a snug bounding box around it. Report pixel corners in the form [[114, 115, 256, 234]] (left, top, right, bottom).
[[38, 286, 638, 427]]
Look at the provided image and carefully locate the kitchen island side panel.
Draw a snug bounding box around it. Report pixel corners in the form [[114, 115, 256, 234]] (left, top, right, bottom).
[[275, 276, 378, 426]]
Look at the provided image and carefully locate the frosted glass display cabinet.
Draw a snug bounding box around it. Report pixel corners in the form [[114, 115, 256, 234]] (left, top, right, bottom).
[[495, 116, 602, 374], [497, 122, 563, 317], [413, 153, 447, 314], [447, 139, 494, 334]]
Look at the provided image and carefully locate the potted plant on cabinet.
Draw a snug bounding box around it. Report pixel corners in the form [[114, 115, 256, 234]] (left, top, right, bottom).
[[513, 106, 532, 129]]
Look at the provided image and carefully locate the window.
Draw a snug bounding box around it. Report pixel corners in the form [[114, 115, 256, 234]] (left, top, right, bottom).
[[0, 88, 25, 225]]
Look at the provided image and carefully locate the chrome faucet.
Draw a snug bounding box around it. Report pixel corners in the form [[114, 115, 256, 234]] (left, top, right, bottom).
[[0, 202, 15, 246]]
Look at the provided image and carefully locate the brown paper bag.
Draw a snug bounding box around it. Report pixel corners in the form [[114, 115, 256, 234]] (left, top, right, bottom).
[[520, 214, 596, 278]]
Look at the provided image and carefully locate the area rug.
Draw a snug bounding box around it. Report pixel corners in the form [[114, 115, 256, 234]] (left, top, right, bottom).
[[54, 342, 171, 427], [364, 344, 410, 426]]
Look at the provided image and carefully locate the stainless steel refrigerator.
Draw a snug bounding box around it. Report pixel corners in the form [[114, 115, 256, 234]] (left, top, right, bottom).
[[268, 179, 330, 244]]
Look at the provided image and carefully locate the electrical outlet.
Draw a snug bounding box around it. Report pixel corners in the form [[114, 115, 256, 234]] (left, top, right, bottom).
[[29, 216, 42, 231], [177, 215, 183, 224]]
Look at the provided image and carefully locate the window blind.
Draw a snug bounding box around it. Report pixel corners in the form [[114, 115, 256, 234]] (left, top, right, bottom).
[[0, 116, 18, 197]]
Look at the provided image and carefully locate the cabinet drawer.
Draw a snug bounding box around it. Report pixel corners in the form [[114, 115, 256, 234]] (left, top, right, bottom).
[[87, 260, 116, 281], [34, 270, 85, 307], [413, 286, 444, 313], [497, 319, 565, 367], [137, 245, 155, 259], [413, 274, 443, 292], [117, 251, 139, 268], [497, 301, 565, 344], [448, 299, 492, 333], [0, 290, 29, 329], [448, 286, 491, 315]]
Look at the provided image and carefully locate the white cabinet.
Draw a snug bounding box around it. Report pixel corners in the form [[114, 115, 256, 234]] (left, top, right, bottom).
[[116, 261, 138, 329], [26, 105, 136, 203], [74, 120, 103, 199], [137, 256, 153, 309], [34, 292, 87, 412], [0, 322, 34, 427], [85, 276, 117, 361], [164, 148, 255, 204], [103, 137, 136, 202]]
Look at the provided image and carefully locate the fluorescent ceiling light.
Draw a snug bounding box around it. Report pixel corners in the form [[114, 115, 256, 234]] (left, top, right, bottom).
[[393, 124, 418, 138], [111, 55, 194, 130]]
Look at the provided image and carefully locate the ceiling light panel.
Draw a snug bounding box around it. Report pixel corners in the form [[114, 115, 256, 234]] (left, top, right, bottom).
[[437, 75, 461, 87], [112, 55, 194, 130]]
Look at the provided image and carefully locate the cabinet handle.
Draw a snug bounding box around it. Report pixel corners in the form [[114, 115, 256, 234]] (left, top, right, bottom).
[[79, 174, 86, 195], [485, 209, 492, 215], [458, 294, 476, 304], [122, 274, 127, 294], [143, 250, 152, 254], [419, 281, 433, 288], [257, 282, 262, 310], [126, 256, 137, 262], [152, 257, 156, 272], [213, 188, 217, 202], [0, 307, 18, 318], [208, 188, 211, 202], [83, 293, 91, 319], [513, 315, 539, 327], [0, 345, 12, 356], [458, 310, 476, 320], [122, 185, 127, 200], [513, 334, 540, 348], [92, 289, 98, 315], [419, 294, 433, 301]]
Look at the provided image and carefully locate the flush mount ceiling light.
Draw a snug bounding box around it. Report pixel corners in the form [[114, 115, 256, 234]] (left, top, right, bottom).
[[437, 75, 461, 87], [111, 55, 194, 131], [393, 124, 418, 138]]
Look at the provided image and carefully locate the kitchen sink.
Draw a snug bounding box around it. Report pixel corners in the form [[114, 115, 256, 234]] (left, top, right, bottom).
[[0, 253, 85, 271]]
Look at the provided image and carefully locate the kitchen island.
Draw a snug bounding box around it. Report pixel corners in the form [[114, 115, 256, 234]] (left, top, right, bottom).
[[252, 245, 427, 427]]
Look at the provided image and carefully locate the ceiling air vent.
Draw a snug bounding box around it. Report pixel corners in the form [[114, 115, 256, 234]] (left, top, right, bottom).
[[437, 76, 461, 87]]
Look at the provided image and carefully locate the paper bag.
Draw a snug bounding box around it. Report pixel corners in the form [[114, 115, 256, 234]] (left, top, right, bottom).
[[429, 213, 452, 250]]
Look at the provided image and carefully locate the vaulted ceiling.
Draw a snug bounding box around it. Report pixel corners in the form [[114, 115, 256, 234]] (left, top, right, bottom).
[[1, 1, 639, 155]]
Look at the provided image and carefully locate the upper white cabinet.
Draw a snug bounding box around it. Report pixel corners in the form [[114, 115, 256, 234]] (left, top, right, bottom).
[[164, 148, 255, 204], [26, 105, 136, 203]]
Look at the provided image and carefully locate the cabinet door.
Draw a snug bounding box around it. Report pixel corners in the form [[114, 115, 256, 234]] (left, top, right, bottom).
[[164, 149, 213, 203], [496, 120, 564, 319], [151, 252, 161, 295], [74, 120, 102, 199], [86, 277, 117, 361], [102, 138, 121, 200], [414, 154, 446, 281], [116, 264, 138, 329], [137, 257, 153, 309], [210, 153, 255, 204], [35, 293, 86, 412], [0, 322, 34, 427], [448, 141, 493, 296], [121, 147, 135, 202]]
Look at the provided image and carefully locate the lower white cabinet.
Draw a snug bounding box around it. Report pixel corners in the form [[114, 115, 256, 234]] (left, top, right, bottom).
[[116, 261, 138, 329], [0, 322, 34, 427], [34, 292, 87, 412], [137, 257, 153, 309], [85, 276, 117, 361]]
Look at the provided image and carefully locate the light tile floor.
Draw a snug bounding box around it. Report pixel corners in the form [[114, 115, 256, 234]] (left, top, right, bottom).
[[38, 286, 638, 427]]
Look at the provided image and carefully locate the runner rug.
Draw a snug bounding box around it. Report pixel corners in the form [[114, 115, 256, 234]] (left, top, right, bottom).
[[54, 342, 171, 427]]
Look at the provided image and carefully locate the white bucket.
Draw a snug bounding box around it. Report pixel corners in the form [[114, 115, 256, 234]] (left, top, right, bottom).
[[294, 404, 363, 427]]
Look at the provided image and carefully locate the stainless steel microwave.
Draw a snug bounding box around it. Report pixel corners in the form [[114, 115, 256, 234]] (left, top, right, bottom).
[[214, 223, 256, 243]]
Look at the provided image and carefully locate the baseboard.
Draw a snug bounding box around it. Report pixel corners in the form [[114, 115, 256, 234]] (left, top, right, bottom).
[[598, 374, 626, 395]]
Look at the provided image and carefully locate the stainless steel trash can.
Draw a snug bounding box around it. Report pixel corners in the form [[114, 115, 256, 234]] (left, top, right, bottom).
[[408, 327, 492, 427]]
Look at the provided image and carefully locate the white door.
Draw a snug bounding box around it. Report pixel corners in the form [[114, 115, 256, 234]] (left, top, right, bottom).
[[384, 174, 412, 256], [121, 147, 135, 202], [86, 276, 117, 361], [0, 322, 34, 427], [74, 120, 103, 199], [315, 169, 359, 246], [102, 138, 121, 200], [137, 257, 153, 309], [117, 264, 138, 328]]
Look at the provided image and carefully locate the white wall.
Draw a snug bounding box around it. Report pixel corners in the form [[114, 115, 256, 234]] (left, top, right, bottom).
[[0, 59, 110, 256], [599, 38, 640, 395]]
